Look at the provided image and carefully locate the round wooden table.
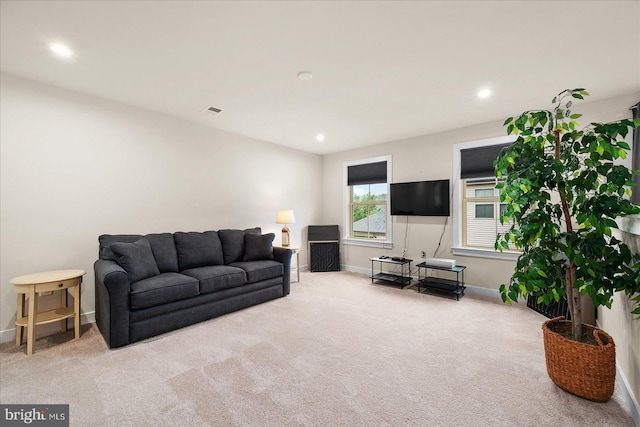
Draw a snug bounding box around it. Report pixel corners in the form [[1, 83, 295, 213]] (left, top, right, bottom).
[[11, 269, 85, 355]]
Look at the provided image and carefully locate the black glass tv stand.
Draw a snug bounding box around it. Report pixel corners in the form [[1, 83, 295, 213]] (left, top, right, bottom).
[[370, 257, 413, 288], [416, 262, 466, 300]]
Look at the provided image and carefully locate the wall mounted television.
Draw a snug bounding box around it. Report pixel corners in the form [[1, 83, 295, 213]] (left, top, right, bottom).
[[390, 179, 450, 216]]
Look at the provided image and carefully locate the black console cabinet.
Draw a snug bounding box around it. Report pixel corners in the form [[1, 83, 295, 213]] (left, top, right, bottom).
[[416, 262, 466, 300], [309, 242, 340, 272], [308, 225, 340, 272]]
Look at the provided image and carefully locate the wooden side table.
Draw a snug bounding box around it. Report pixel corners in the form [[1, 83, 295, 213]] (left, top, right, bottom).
[[11, 269, 85, 355], [275, 246, 300, 283]]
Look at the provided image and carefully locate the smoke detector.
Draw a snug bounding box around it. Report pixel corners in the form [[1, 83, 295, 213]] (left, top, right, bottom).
[[297, 71, 313, 81]]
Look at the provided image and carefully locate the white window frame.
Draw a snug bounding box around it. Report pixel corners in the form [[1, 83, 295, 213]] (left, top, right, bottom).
[[452, 136, 519, 260], [343, 155, 393, 249]]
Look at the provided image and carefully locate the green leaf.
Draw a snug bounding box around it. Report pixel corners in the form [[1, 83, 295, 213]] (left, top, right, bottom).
[[570, 114, 582, 119], [503, 117, 513, 126], [618, 141, 631, 150], [537, 270, 548, 278], [596, 144, 605, 156], [619, 149, 627, 160]]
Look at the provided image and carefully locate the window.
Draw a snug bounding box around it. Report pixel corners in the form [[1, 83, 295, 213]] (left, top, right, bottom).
[[475, 203, 494, 219], [343, 156, 393, 248], [452, 136, 519, 260], [464, 180, 513, 249], [351, 183, 387, 239], [475, 189, 494, 198]]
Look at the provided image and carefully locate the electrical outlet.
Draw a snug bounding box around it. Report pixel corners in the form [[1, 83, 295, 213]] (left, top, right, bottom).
[[420, 251, 426, 258]]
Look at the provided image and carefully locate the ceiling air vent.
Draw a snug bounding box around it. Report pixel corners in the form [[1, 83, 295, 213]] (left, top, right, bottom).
[[202, 105, 222, 115]]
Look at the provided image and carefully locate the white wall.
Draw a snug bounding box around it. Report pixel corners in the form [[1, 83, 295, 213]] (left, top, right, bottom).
[[322, 119, 516, 289], [322, 92, 639, 285], [0, 74, 322, 338]]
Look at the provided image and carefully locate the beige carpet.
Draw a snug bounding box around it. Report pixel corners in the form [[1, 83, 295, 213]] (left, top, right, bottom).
[[0, 271, 634, 426]]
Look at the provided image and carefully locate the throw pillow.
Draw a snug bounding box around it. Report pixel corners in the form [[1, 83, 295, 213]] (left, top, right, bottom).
[[110, 238, 161, 283], [243, 233, 275, 261]]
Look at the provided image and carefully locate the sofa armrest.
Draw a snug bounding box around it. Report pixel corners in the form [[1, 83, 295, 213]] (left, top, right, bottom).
[[94, 259, 131, 348], [273, 247, 292, 296]]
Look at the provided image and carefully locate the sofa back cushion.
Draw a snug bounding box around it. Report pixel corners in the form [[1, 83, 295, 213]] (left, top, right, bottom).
[[218, 228, 261, 264], [144, 233, 179, 273], [99, 233, 179, 273], [110, 238, 161, 283], [174, 231, 224, 270], [99, 234, 144, 261]]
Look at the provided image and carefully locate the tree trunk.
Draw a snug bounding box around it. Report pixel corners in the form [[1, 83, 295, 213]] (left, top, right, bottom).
[[555, 129, 583, 340], [566, 264, 582, 340]]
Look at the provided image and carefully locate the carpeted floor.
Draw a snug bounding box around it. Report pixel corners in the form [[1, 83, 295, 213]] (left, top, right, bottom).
[[0, 271, 634, 426]]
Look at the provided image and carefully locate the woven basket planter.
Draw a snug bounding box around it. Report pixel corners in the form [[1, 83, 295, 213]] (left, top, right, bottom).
[[542, 316, 616, 402]]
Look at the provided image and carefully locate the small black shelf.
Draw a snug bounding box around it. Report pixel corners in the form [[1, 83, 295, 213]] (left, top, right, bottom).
[[373, 273, 412, 286], [370, 257, 413, 289], [416, 262, 466, 300]]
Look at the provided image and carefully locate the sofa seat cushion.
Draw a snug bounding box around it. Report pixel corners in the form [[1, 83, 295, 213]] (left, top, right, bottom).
[[181, 265, 247, 294], [130, 272, 199, 310], [230, 260, 283, 284]]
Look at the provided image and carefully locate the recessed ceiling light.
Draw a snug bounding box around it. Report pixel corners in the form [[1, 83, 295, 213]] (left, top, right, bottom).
[[478, 88, 492, 99], [297, 71, 313, 81], [49, 43, 74, 58], [316, 133, 325, 141]]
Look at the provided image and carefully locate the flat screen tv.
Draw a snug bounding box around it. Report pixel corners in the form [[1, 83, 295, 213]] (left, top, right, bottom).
[[390, 179, 450, 216]]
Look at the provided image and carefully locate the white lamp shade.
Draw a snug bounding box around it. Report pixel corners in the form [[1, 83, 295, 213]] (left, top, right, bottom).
[[276, 210, 296, 224]]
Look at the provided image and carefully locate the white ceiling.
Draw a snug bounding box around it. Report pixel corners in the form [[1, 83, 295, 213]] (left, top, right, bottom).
[[1, 1, 639, 155]]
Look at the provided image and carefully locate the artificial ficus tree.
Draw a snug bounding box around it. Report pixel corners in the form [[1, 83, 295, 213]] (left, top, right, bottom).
[[494, 89, 640, 341]]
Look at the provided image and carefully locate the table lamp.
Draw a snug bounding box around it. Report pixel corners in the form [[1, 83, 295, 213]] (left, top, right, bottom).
[[275, 209, 296, 247]]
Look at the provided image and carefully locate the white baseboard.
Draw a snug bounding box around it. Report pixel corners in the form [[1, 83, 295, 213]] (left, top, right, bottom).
[[0, 311, 95, 344], [342, 264, 370, 276], [618, 362, 640, 427], [464, 284, 502, 300]]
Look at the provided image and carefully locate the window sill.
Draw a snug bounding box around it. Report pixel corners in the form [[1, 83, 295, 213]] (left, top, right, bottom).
[[342, 238, 393, 249], [452, 246, 520, 261]]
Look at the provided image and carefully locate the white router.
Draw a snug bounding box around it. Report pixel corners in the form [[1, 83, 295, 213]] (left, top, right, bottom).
[[424, 258, 456, 268]]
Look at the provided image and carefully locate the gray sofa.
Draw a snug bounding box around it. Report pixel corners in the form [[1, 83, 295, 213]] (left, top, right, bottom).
[[94, 228, 291, 348]]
